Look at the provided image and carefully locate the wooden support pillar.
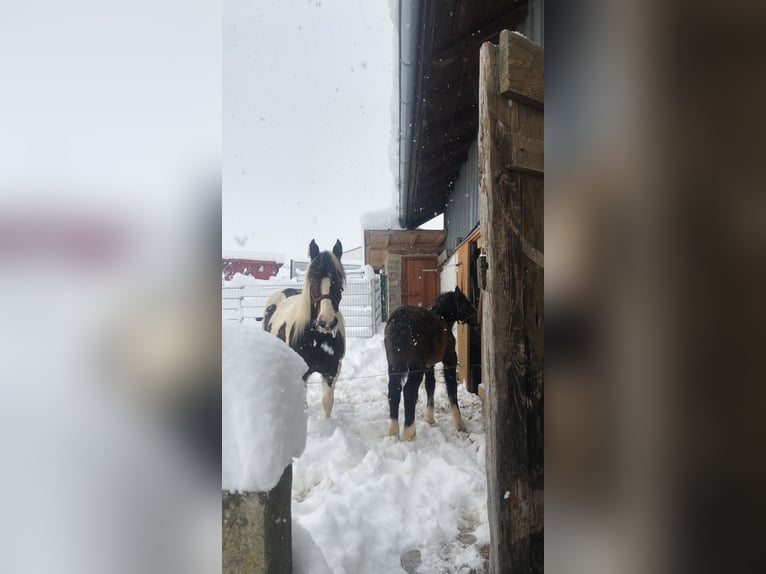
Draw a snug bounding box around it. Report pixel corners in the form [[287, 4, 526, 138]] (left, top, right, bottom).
[[479, 30, 544, 574], [222, 465, 293, 574]]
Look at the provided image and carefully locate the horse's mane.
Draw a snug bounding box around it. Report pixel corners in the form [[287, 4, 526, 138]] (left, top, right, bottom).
[[288, 251, 344, 345]]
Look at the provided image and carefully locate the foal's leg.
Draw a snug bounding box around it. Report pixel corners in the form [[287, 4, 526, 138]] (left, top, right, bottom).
[[386, 367, 403, 437], [402, 370, 424, 441], [424, 367, 436, 425], [443, 350, 467, 432]]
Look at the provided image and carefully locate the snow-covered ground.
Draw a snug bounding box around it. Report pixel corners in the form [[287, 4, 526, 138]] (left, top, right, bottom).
[[293, 333, 489, 574]]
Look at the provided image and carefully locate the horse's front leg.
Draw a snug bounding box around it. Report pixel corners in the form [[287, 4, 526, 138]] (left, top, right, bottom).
[[321, 377, 335, 418]]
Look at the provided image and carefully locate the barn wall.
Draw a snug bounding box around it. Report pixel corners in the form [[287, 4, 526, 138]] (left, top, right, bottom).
[[443, 0, 543, 256], [385, 253, 402, 311], [444, 139, 480, 255], [522, 0, 544, 47], [440, 251, 458, 293]]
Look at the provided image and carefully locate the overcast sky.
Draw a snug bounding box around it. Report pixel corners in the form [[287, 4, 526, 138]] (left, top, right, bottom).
[[223, 0, 398, 263]]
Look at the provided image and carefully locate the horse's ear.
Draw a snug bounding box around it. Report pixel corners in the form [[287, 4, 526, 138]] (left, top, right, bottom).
[[309, 239, 319, 260], [333, 239, 343, 260], [455, 286, 462, 295]]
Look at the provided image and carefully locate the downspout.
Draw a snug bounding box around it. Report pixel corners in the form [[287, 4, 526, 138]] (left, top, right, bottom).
[[398, 0, 421, 229]]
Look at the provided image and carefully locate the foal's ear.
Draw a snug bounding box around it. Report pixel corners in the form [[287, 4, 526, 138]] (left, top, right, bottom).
[[333, 239, 343, 260], [309, 239, 320, 260]]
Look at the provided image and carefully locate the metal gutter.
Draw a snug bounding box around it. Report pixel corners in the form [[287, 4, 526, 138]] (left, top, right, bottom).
[[398, 0, 421, 229]]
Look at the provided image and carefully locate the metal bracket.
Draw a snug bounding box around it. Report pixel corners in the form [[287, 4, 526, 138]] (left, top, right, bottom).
[[477, 251, 488, 290]]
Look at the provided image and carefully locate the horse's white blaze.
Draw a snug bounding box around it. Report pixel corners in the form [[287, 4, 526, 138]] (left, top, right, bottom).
[[316, 277, 336, 329], [321, 379, 334, 418]]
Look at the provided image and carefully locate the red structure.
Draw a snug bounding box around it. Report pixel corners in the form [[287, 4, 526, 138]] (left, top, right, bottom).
[[222, 250, 284, 281]]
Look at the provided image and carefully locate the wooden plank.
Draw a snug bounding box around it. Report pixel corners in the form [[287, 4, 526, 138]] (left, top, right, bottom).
[[479, 38, 544, 574], [510, 132, 544, 174], [499, 30, 544, 109]]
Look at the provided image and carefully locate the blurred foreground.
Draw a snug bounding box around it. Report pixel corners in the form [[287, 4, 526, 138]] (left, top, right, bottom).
[[0, 1, 221, 572], [547, 1, 766, 573]]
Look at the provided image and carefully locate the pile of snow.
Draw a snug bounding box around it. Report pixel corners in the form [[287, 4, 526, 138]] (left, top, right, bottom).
[[222, 323, 308, 493], [275, 266, 292, 280], [223, 271, 300, 287], [293, 334, 489, 573], [223, 272, 262, 286], [222, 249, 285, 263], [293, 520, 333, 574]]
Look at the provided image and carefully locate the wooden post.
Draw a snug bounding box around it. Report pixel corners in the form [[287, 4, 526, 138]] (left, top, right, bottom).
[[222, 465, 293, 574], [479, 30, 544, 574]]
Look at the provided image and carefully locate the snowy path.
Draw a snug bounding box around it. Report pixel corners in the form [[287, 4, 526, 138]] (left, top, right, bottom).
[[292, 334, 489, 574]]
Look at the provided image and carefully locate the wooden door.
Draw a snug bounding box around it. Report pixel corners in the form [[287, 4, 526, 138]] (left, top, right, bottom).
[[479, 31, 544, 574], [401, 257, 439, 307], [455, 230, 482, 391]]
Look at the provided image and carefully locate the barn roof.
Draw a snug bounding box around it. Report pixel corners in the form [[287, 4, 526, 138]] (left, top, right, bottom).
[[399, 0, 528, 228]]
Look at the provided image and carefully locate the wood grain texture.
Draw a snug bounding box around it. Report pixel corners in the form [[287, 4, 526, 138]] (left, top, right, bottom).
[[499, 29, 544, 109], [479, 32, 544, 574]]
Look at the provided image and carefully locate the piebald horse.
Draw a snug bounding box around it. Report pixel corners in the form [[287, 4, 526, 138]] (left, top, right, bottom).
[[263, 239, 346, 418], [384, 288, 478, 440]]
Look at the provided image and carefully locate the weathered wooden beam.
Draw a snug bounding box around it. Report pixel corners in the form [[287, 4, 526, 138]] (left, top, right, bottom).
[[499, 29, 544, 109], [479, 33, 544, 574], [509, 132, 544, 174], [222, 465, 293, 574]]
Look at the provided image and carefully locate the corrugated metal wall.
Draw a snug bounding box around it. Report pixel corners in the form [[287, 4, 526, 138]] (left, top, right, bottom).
[[522, 0, 544, 47], [444, 138, 479, 254]]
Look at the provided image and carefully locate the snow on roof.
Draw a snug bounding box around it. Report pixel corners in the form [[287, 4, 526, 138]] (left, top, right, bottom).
[[222, 249, 285, 263], [360, 206, 403, 231], [223, 323, 307, 493]]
